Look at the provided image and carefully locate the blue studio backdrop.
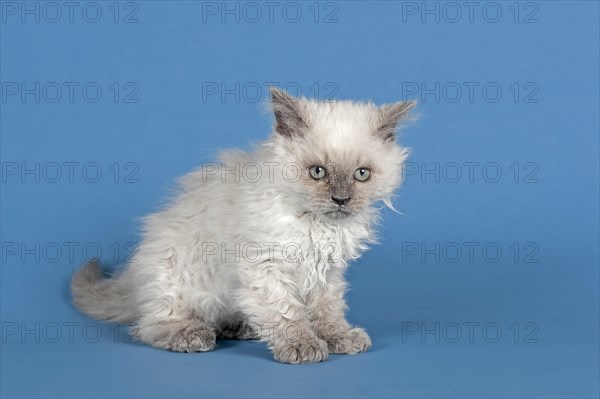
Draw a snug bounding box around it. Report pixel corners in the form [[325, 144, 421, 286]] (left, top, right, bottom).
[[1, 1, 599, 398]]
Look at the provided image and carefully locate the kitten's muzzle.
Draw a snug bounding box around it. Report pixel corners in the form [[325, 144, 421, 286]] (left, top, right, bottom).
[[331, 196, 351, 206], [324, 209, 352, 219], [325, 197, 352, 219]]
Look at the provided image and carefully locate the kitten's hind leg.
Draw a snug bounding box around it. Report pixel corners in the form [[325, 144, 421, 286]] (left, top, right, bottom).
[[134, 317, 217, 353]]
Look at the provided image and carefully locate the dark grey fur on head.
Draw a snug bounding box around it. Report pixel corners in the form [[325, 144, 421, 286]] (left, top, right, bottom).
[[376, 100, 417, 142], [270, 87, 308, 138]]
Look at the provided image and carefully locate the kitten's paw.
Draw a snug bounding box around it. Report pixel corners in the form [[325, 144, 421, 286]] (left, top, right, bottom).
[[168, 326, 216, 353], [326, 327, 372, 355], [149, 321, 217, 353], [272, 338, 329, 364]]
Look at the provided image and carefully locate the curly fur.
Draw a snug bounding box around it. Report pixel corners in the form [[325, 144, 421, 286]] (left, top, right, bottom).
[[71, 87, 415, 363]]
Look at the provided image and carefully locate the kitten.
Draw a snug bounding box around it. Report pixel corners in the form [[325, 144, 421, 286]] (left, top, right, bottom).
[[71, 87, 415, 364]]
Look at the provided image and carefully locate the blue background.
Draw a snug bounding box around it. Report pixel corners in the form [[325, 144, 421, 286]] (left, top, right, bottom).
[[1, 1, 599, 398]]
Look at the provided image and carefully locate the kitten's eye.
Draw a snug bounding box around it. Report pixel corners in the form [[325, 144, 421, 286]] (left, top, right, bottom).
[[309, 165, 327, 180], [354, 167, 371, 182]]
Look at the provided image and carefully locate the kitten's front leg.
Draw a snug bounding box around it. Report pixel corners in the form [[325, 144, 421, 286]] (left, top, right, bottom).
[[307, 275, 372, 355], [237, 265, 329, 364]]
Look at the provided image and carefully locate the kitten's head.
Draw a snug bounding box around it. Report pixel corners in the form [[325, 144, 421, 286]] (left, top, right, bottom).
[[269, 87, 415, 221]]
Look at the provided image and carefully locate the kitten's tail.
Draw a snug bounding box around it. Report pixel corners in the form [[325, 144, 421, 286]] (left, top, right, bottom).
[[71, 261, 137, 324]]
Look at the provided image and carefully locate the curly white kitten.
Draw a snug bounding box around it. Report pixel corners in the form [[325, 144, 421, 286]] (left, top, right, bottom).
[[71, 87, 415, 364]]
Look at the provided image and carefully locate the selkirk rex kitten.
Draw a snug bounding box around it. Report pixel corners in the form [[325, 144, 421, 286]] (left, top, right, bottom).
[[71, 87, 416, 364]]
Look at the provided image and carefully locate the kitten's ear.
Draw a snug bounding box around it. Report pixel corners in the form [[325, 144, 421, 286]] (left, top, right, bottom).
[[376, 100, 417, 142], [270, 87, 307, 138]]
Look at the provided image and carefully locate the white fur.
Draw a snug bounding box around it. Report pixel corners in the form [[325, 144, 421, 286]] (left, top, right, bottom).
[[71, 89, 414, 363]]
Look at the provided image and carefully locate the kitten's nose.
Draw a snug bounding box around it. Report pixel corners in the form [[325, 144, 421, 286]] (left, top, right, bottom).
[[332, 196, 351, 206]]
